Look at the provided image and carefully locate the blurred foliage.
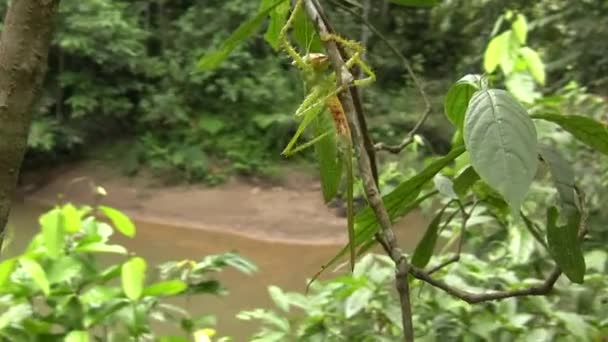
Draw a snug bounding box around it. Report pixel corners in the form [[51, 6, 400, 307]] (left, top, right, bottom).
[[0, 201, 255, 341]]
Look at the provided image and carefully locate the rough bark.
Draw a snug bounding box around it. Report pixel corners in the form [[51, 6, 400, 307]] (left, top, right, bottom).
[[0, 0, 61, 250]]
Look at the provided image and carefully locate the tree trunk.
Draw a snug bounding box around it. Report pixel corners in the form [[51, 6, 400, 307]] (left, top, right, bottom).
[[0, 0, 61, 250]]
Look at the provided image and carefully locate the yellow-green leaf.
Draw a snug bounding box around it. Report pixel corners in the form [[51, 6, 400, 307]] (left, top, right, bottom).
[[99, 206, 135, 238], [65, 330, 89, 342], [512, 14, 528, 44], [122, 257, 146, 301], [520, 47, 545, 85], [19, 257, 50, 296]]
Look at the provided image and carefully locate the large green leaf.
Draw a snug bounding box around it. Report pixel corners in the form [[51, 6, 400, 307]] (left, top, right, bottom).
[[121, 257, 146, 301], [263, 0, 290, 50], [444, 75, 481, 131], [293, 5, 323, 53], [313, 108, 342, 202], [546, 207, 585, 284], [39, 208, 65, 258], [388, 0, 438, 6], [197, 0, 288, 71], [463, 89, 538, 213], [531, 113, 608, 155], [99, 206, 135, 238], [19, 257, 50, 296], [411, 206, 448, 268]]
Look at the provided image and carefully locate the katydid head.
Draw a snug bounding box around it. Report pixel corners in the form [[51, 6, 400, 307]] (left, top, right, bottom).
[[297, 53, 330, 72]]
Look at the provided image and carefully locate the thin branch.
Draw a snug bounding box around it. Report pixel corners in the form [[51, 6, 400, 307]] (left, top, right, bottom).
[[329, 0, 432, 154], [302, 1, 414, 340], [427, 202, 476, 275], [411, 192, 589, 304]]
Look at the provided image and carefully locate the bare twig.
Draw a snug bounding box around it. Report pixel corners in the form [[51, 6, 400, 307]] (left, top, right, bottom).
[[302, 1, 414, 340], [329, 0, 432, 154], [411, 192, 589, 304]]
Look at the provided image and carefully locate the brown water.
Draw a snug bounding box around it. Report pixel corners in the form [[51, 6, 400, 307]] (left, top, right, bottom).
[[6, 201, 427, 340]]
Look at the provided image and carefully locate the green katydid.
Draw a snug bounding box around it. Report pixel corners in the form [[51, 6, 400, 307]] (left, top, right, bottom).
[[278, 0, 376, 271]]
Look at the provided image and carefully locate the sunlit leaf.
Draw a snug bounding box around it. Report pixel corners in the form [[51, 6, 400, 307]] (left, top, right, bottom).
[[464, 89, 538, 213], [99, 206, 136, 238], [65, 330, 89, 342], [197, 0, 288, 71], [519, 47, 545, 85], [268, 286, 290, 312], [143, 280, 187, 297], [121, 257, 147, 301], [62, 203, 82, 234], [505, 72, 540, 103], [531, 113, 608, 155], [345, 287, 373, 318], [444, 75, 481, 131], [19, 257, 50, 296], [76, 242, 127, 255], [0, 258, 17, 288], [484, 32, 508, 73], [546, 207, 585, 284], [512, 14, 528, 44], [412, 206, 448, 268], [39, 207, 65, 258]]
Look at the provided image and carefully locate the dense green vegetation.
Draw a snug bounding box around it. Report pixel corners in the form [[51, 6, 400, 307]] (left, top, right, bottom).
[[0, 0, 607, 341]]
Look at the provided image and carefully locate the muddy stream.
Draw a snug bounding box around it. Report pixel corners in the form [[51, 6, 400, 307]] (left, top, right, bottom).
[[6, 161, 428, 340]]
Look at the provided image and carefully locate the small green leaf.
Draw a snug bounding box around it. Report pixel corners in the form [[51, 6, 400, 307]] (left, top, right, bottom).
[[464, 89, 538, 213], [19, 257, 50, 296], [65, 330, 89, 342], [143, 280, 187, 297], [62, 203, 82, 234], [76, 242, 127, 255], [531, 113, 608, 155], [546, 207, 585, 284], [121, 257, 146, 301], [99, 206, 135, 238], [505, 72, 541, 104], [268, 286, 290, 312], [519, 47, 545, 85], [197, 0, 288, 71], [345, 287, 373, 318], [444, 75, 481, 131], [484, 32, 508, 73], [388, 0, 438, 6], [453, 165, 479, 197], [40, 208, 65, 258], [433, 174, 457, 199], [512, 14, 527, 44], [263, 0, 290, 50], [412, 207, 447, 268], [0, 258, 17, 288]]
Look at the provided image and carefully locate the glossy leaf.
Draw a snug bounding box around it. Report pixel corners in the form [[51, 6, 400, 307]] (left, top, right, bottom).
[[263, 0, 290, 50], [345, 287, 372, 318], [531, 113, 608, 155], [388, 0, 438, 6], [99, 206, 136, 237], [546, 207, 585, 284], [39, 208, 65, 258], [464, 89, 538, 213], [512, 14, 527, 44], [121, 257, 147, 301], [19, 257, 50, 296], [65, 330, 89, 342], [197, 0, 288, 70], [412, 206, 448, 268], [143, 280, 187, 297], [444, 75, 480, 131], [313, 107, 342, 202], [520, 47, 545, 85]]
